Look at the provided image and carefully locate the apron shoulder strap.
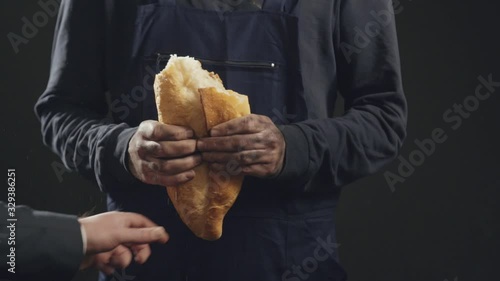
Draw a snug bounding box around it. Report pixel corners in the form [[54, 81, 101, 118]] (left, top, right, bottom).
[[141, 0, 176, 5], [264, 0, 301, 13], [263, 0, 285, 12]]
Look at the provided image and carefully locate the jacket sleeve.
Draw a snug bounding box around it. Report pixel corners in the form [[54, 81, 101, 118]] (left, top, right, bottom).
[[34, 0, 139, 191], [276, 0, 407, 189], [0, 202, 83, 281]]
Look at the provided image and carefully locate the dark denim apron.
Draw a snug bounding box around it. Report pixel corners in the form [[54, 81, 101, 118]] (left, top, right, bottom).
[[103, 1, 346, 280]]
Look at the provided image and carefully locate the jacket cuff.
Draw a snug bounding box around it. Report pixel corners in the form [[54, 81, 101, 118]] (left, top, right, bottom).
[[98, 125, 142, 191], [26, 209, 84, 281], [273, 124, 310, 182], [109, 126, 141, 185]]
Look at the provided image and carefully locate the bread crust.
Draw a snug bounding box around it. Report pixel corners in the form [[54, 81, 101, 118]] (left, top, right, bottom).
[[154, 56, 250, 240]]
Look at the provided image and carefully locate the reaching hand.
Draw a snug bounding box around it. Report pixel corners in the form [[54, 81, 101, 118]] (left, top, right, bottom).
[[78, 211, 169, 275]]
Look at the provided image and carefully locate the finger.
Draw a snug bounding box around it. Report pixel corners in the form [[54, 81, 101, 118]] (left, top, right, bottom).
[[93, 252, 115, 275], [197, 134, 268, 152], [148, 170, 196, 187], [155, 140, 198, 158], [98, 264, 115, 276], [119, 226, 170, 244], [80, 255, 95, 270], [210, 114, 269, 136], [108, 245, 133, 269], [121, 213, 159, 228], [140, 121, 194, 141], [147, 155, 202, 175], [139, 140, 197, 158], [131, 244, 152, 264], [202, 150, 269, 165]]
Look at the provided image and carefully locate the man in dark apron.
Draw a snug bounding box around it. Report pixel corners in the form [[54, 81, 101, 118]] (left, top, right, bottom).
[[35, 0, 407, 280]]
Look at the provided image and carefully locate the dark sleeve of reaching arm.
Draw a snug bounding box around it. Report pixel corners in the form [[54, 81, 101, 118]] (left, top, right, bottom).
[[0, 202, 83, 281], [276, 0, 407, 189], [34, 0, 139, 192]]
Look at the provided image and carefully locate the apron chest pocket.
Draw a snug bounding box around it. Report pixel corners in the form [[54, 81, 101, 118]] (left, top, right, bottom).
[[147, 52, 288, 123]]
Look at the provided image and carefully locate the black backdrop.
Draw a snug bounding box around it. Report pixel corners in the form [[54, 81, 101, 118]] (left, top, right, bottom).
[[1, 1, 499, 281]]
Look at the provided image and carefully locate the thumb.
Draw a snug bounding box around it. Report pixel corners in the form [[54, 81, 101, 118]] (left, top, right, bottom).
[[118, 226, 169, 245]]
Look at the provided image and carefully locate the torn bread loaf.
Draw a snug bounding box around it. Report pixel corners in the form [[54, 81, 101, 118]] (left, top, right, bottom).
[[154, 55, 251, 240]]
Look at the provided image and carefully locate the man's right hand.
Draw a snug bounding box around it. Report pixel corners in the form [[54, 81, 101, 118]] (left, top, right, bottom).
[[128, 120, 201, 186], [79, 212, 169, 275]]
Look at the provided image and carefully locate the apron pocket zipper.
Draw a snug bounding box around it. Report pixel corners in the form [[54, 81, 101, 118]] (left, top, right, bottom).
[[155, 53, 279, 70]]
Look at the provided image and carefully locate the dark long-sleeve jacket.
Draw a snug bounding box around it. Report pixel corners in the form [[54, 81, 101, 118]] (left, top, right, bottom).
[[0, 202, 83, 281], [34, 1, 407, 279], [35, 0, 406, 198]]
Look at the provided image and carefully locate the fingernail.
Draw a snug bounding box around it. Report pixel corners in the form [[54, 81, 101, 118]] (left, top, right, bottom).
[[152, 227, 161, 238], [197, 140, 204, 150], [152, 227, 162, 238], [153, 227, 168, 242], [134, 254, 143, 264]]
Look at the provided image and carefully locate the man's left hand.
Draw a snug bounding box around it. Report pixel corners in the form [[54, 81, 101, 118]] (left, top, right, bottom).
[[197, 114, 286, 178]]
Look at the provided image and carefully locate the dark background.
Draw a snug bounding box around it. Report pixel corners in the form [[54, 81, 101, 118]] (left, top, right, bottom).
[[1, 0, 499, 281]]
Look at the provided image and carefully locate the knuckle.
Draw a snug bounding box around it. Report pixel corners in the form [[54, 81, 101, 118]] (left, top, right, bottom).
[[135, 144, 146, 157], [211, 139, 220, 150], [140, 161, 149, 172], [172, 131, 183, 140], [261, 115, 272, 124], [267, 133, 278, 147], [172, 128, 191, 140], [174, 174, 186, 184], [202, 140, 213, 151], [226, 123, 235, 133], [151, 124, 163, 139], [153, 143, 163, 155], [189, 156, 199, 166], [230, 139, 241, 151], [129, 137, 143, 153], [161, 160, 172, 173], [238, 153, 247, 163], [254, 132, 264, 143], [251, 151, 260, 161], [241, 116, 251, 130], [150, 161, 160, 172], [138, 121, 148, 131], [140, 121, 155, 136], [264, 166, 274, 177]]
